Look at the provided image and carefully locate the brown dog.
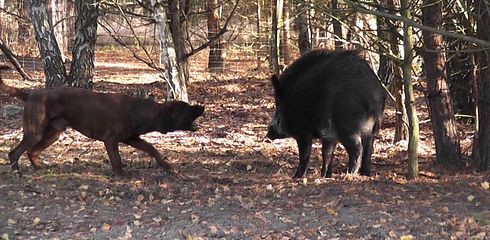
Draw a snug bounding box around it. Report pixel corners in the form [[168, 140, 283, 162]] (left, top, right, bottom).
[[0, 66, 204, 175]]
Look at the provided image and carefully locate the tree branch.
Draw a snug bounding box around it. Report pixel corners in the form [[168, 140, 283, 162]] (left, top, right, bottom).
[[183, 0, 240, 60], [342, 0, 490, 48], [0, 38, 36, 82]]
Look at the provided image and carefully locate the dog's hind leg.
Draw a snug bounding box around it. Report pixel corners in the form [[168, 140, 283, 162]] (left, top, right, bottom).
[[27, 126, 62, 169], [8, 133, 43, 172], [103, 140, 125, 175], [124, 137, 173, 171]]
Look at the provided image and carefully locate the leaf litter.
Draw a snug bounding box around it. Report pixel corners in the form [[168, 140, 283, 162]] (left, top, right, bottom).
[[0, 51, 488, 239]]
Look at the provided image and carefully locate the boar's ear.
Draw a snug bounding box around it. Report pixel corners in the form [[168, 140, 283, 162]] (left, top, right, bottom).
[[192, 105, 205, 117], [270, 74, 282, 98]]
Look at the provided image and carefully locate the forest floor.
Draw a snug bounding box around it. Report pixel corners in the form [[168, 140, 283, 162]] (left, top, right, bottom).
[[0, 51, 489, 240]]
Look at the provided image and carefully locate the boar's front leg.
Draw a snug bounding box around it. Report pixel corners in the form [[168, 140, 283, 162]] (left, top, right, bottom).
[[293, 136, 313, 179]]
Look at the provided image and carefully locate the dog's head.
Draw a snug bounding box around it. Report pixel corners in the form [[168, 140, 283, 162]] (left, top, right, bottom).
[[158, 101, 205, 133]]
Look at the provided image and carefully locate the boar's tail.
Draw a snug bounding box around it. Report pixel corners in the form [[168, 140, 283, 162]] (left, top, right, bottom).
[[0, 65, 29, 101]]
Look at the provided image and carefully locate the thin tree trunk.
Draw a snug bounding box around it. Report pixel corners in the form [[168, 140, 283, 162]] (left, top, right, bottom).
[[421, 0, 462, 166], [387, 0, 407, 143], [401, 0, 419, 179], [376, 0, 389, 80], [168, 0, 189, 84], [473, 0, 490, 171], [66, 1, 76, 51], [51, 0, 67, 58], [256, 0, 262, 69], [152, 0, 188, 102], [68, 0, 98, 89], [17, 0, 31, 46], [29, 0, 67, 87], [296, 0, 311, 54], [0, 0, 4, 41], [280, 0, 291, 65], [207, 0, 225, 72], [331, 0, 342, 50], [270, 0, 283, 74]]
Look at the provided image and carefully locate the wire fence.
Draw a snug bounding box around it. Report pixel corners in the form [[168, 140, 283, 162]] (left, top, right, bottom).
[[0, 1, 348, 81]]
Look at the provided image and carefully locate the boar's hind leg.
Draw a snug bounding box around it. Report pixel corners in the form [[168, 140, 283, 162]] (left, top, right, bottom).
[[320, 139, 337, 178], [293, 137, 313, 179], [339, 134, 363, 175], [360, 133, 375, 176]]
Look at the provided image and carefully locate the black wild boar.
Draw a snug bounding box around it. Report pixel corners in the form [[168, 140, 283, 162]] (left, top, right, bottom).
[[267, 50, 385, 179]]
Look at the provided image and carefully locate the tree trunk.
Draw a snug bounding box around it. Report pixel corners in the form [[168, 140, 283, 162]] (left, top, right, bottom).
[[68, 0, 98, 89], [280, 0, 291, 65], [50, 0, 67, 58], [29, 0, 67, 87], [256, 0, 262, 69], [168, 0, 189, 84], [295, 0, 311, 54], [473, 0, 490, 171], [152, 0, 188, 102], [207, 0, 225, 72], [66, 1, 76, 51], [387, 0, 407, 143], [401, 0, 419, 179], [270, 0, 283, 74], [17, 0, 31, 46], [331, 0, 342, 50], [376, 0, 389, 83], [421, 0, 462, 166]]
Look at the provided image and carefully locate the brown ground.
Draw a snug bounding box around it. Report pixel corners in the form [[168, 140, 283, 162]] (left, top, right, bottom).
[[0, 51, 489, 239]]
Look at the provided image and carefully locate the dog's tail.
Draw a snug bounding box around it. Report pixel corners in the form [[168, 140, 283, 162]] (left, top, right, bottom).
[[0, 65, 29, 101]]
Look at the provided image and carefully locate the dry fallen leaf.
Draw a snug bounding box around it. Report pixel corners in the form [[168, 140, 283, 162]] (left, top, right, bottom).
[[326, 207, 338, 217], [400, 235, 414, 240], [246, 164, 253, 171], [7, 218, 16, 225], [209, 225, 218, 234], [102, 223, 111, 231], [191, 213, 200, 224], [136, 194, 145, 202], [481, 181, 489, 190], [152, 217, 162, 223]]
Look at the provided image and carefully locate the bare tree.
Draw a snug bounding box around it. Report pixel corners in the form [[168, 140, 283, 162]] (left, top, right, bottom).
[[29, 0, 67, 87], [331, 0, 342, 50], [68, 0, 99, 89], [207, 0, 225, 72], [270, 0, 283, 74], [152, 0, 187, 101], [295, 0, 311, 54], [400, 0, 419, 179], [17, 0, 30, 46], [280, 0, 291, 65], [421, 0, 461, 166], [473, 0, 490, 171]]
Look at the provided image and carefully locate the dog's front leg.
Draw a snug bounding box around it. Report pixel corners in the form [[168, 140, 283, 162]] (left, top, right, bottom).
[[124, 137, 173, 171], [103, 141, 125, 175]]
